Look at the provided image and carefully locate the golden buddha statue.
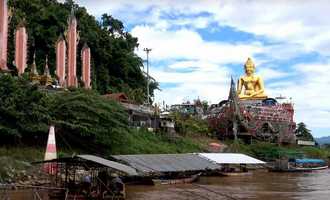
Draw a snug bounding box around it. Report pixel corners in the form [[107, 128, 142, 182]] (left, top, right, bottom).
[[237, 58, 267, 100]]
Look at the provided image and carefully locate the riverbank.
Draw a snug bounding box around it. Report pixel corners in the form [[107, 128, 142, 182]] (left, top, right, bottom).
[[1, 133, 330, 183], [0, 130, 209, 182]]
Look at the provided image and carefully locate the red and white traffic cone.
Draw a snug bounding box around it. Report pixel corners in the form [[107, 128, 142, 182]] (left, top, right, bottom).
[[43, 125, 57, 174]]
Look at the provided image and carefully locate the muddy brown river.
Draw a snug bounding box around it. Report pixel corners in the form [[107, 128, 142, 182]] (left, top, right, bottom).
[[126, 169, 330, 200], [5, 169, 330, 199]]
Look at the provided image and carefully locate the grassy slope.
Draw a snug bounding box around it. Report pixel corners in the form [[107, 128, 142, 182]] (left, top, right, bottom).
[[0, 147, 44, 182], [226, 140, 330, 161], [110, 129, 204, 155]]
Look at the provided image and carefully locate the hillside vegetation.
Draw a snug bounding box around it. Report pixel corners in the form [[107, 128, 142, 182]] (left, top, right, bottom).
[[7, 0, 157, 102], [0, 74, 129, 153]]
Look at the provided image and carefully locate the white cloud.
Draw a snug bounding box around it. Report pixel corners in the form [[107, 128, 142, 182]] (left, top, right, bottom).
[[74, 0, 330, 56], [168, 61, 219, 71], [132, 25, 263, 64], [151, 66, 229, 84], [154, 81, 230, 107], [266, 61, 330, 135], [257, 67, 290, 81]]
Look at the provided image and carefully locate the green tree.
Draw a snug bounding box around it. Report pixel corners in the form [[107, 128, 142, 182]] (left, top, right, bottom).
[[170, 112, 209, 136], [295, 122, 314, 141], [201, 100, 209, 113], [0, 74, 50, 143], [0, 74, 129, 154], [7, 0, 158, 101], [50, 89, 129, 153]]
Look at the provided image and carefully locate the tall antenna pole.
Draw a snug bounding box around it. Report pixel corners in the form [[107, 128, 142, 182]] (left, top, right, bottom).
[[143, 48, 152, 105]]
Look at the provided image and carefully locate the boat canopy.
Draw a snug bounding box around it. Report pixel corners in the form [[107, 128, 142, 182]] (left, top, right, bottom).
[[33, 154, 138, 176], [199, 153, 266, 164], [294, 158, 326, 164]]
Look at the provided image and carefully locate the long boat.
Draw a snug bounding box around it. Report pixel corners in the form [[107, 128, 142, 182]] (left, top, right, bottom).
[[152, 173, 201, 185], [219, 171, 252, 176], [271, 158, 328, 172], [289, 165, 328, 171]]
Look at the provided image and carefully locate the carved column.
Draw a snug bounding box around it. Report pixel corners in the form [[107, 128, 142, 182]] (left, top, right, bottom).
[[81, 43, 91, 89], [0, 0, 8, 70], [56, 35, 66, 86], [15, 23, 27, 75], [66, 11, 77, 87]]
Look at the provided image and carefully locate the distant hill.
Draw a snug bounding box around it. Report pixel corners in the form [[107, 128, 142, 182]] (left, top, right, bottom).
[[315, 136, 330, 145]]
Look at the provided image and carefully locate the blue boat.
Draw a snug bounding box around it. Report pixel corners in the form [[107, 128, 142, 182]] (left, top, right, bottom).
[[272, 158, 328, 172], [289, 158, 328, 171]]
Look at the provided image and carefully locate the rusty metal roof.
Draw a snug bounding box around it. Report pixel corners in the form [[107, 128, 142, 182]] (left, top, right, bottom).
[[77, 155, 138, 176], [112, 153, 221, 175], [33, 155, 138, 176]]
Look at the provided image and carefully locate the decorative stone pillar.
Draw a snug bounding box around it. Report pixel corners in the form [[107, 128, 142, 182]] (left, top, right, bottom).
[[0, 0, 8, 70], [81, 43, 91, 89], [56, 35, 66, 86], [15, 23, 27, 75], [66, 10, 78, 87]]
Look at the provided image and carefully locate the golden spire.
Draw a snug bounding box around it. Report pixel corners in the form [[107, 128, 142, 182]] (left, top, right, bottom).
[[29, 52, 40, 84], [44, 56, 50, 76], [41, 55, 53, 86], [30, 52, 39, 75]]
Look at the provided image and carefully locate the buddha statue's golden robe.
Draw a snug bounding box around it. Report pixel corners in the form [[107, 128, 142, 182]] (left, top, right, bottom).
[[237, 58, 267, 100]]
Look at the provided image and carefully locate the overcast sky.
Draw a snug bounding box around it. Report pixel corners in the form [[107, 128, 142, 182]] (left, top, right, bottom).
[[69, 0, 330, 138]]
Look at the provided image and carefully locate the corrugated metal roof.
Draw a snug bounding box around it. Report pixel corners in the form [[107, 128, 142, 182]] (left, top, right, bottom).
[[77, 155, 138, 176], [113, 154, 221, 175], [198, 153, 265, 164], [34, 155, 138, 176]]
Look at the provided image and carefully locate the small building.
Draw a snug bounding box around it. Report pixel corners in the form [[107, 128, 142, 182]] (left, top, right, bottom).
[[103, 92, 130, 103], [296, 140, 315, 146], [159, 111, 176, 135], [170, 101, 204, 117], [103, 92, 157, 130]]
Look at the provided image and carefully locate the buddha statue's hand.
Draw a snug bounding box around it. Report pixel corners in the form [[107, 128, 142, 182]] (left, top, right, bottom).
[[249, 92, 257, 97]]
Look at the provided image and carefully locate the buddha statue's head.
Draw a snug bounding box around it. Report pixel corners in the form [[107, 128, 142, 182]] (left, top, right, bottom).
[[244, 57, 255, 76]]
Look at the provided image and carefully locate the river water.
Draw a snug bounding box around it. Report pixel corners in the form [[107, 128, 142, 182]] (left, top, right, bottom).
[[126, 169, 330, 200], [5, 169, 330, 199]]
